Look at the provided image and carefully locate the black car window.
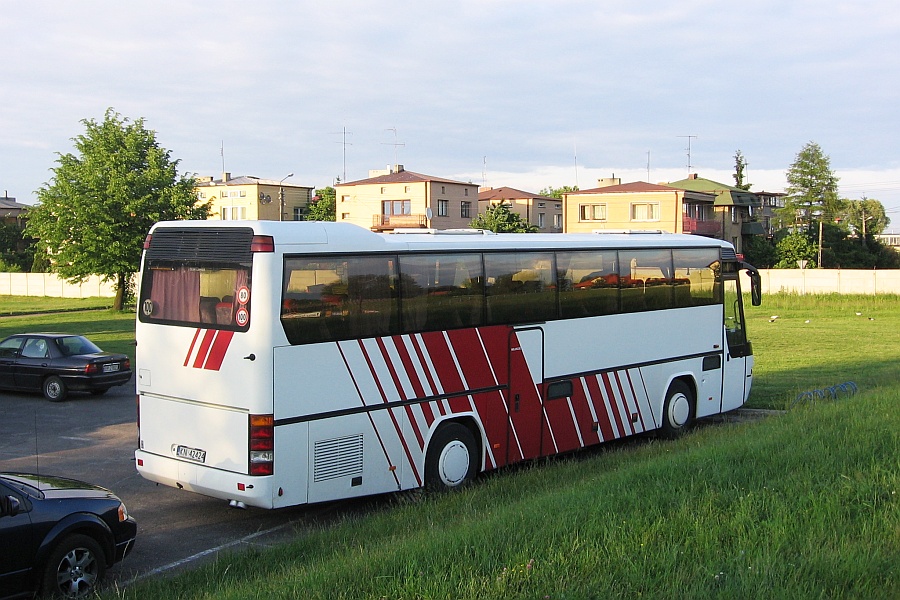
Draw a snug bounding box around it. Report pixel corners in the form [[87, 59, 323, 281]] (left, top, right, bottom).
[[0, 337, 22, 358], [21, 338, 49, 359], [56, 336, 101, 356]]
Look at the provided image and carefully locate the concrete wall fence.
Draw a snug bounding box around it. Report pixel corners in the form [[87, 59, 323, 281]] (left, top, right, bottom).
[[0, 273, 118, 298], [1, 269, 900, 299]]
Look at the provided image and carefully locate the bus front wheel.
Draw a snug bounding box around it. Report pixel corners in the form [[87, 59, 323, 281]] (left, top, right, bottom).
[[660, 380, 694, 439], [425, 423, 477, 492]]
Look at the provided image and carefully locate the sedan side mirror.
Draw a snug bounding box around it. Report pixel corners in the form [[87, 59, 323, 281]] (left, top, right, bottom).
[[0, 495, 20, 518]]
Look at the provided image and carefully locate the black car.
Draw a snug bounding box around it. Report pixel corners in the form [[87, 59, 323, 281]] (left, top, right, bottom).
[[0, 334, 132, 402], [0, 473, 137, 599]]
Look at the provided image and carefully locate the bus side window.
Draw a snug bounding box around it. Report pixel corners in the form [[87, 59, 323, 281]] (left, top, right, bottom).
[[672, 249, 720, 308], [485, 252, 556, 325]]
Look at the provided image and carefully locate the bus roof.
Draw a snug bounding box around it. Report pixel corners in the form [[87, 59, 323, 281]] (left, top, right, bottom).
[[149, 220, 734, 253]]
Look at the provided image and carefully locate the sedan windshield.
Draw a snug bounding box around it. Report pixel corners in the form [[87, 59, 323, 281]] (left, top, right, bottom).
[[54, 336, 102, 356]]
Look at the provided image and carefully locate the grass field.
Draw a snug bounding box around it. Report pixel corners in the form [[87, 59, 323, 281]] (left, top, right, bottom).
[[1, 294, 898, 598]]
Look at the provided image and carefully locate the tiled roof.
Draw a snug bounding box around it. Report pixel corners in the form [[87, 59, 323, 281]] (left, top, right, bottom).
[[341, 170, 472, 187], [478, 186, 555, 201], [668, 176, 759, 207], [568, 181, 681, 195], [0, 197, 27, 210]]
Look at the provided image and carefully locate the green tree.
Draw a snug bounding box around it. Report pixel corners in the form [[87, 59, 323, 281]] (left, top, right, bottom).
[[27, 109, 208, 309], [470, 203, 538, 233], [732, 150, 751, 191], [539, 185, 579, 199], [741, 234, 777, 268], [774, 231, 818, 268], [307, 186, 336, 221], [780, 142, 841, 228], [0, 222, 33, 271], [842, 196, 889, 243]]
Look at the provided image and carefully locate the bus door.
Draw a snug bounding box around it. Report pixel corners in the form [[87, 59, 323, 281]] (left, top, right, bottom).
[[507, 327, 544, 462], [722, 277, 752, 412]]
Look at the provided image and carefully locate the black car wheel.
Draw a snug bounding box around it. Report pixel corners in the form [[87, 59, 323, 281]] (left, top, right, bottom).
[[43, 375, 68, 402], [41, 534, 106, 599]]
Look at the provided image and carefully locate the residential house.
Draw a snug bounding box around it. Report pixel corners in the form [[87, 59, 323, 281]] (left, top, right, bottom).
[[563, 179, 720, 238], [755, 190, 786, 237], [0, 194, 28, 227], [335, 165, 479, 231], [478, 187, 562, 232], [668, 174, 764, 255], [195, 173, 313, 221]]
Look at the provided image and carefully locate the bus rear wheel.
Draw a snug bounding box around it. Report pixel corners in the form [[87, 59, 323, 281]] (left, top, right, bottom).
[[660, 380, 694, 439], [425, 423, 477, 492]]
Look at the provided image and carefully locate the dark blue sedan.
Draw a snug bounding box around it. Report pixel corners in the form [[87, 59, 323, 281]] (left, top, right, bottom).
[[0, 473, 137, 599], [0, 334, 132, 402]]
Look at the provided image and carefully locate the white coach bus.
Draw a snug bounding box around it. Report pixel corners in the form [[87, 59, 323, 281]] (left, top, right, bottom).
[[134, 221, 761, 509]]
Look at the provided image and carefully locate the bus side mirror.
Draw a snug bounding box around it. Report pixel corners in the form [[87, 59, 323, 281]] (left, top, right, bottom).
[[749, 271, 761, 306]]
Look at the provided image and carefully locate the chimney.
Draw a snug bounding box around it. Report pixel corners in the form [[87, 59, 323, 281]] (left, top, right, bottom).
[[222, 172, 231, 182], [688, 173, 698, 180], [391, 164, 404, 174], [596, 175, 621, 188]]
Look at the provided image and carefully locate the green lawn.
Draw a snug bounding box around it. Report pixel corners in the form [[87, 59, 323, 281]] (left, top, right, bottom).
[[745, 293, 900, 409], [0, 297, 135, 361]]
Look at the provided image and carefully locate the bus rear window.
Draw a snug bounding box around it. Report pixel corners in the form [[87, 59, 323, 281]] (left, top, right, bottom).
[[139, 262, 253, 330]]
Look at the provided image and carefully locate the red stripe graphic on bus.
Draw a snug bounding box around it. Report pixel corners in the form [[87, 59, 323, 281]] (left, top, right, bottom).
[[184, 329, 235, 371]]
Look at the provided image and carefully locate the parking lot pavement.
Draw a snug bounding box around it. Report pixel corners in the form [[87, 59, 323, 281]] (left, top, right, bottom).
[[0, 379, 343, 591]]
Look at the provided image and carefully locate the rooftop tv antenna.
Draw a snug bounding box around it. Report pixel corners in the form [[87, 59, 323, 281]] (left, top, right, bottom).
[[220, 140, 225, 174], [383, 127, 405, 166], [333, 126, 352, 183], [678, 135, 697, 173], [574, 141, 579, 188]]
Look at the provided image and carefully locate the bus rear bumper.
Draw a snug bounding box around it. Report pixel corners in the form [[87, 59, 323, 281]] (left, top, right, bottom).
[[135, 450, 275, 509]]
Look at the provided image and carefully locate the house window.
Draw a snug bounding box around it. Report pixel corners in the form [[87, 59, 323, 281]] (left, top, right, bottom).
[[438, 199, 449, 217], [538, 202, 545, 208], [341, 212, 350, 220], [240, 190, 246, 197], [554, 214, 562, 229], [292, 207, 303, 221], [538, 213, 545, 228], [441, 186, 446, 194], [465, 188, 469, 196], [381, 187, 387, 194], [383, 200, 411, 216], [579, 203, 607, 221], [631, 202, 660, 221], [221, 206, 246, 220], [404, 186, 410, 193], [731, 207, 740, 224], [341, 195, 349, 202], [461, 201, 471, 218]]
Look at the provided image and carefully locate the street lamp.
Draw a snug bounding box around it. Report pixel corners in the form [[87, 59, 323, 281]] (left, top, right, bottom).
[[279, 173, 294, 221]]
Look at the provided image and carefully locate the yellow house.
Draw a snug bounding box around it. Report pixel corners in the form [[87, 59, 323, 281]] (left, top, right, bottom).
[[196, 173, 313, 221], [563, 180, 720, 238], [335, 165, 479, 231], [478, 186, 563, 232]]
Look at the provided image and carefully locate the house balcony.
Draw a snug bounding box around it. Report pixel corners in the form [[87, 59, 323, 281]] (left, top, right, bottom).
[[372, 214, 428, 230], [682, 216, 722, 237]]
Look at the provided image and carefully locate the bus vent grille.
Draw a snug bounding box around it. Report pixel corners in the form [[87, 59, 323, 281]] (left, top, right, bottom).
[[147, 227, 255, 262], [721, 247, 737, 261], [313, 434, 364, 482]]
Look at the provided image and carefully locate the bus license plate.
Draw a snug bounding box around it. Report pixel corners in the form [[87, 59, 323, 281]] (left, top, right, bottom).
[[102, 363, 120, 373], [176, 445, 207, 463]]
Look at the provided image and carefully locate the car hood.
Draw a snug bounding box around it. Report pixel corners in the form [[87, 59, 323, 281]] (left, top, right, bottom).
[[1, 472, 116, 499]]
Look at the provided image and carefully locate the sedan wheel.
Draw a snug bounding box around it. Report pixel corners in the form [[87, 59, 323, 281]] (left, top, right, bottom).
[[41, 534, 106, 599], [43, 375, 68, 402]]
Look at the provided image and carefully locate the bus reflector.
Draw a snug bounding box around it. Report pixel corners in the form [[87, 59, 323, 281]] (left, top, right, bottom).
[[143, 234, 152, 250], [249, 414, 274, 475], [250, 235, 275, 253]]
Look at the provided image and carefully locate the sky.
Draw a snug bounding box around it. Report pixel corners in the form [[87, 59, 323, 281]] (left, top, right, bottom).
[[4, 1, 900, 230]]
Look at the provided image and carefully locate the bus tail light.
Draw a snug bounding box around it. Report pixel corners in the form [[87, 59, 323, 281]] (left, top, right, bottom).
[[249, 414, 274, 476], [143, 234, 152, 250], [250, 235, 274, 253]]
